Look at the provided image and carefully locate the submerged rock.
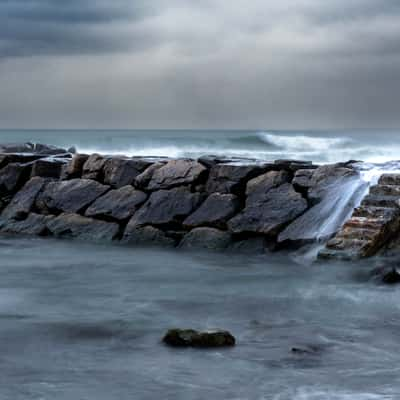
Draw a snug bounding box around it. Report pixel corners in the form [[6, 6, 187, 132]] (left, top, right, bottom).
[[122, 225, 176, 247], [180, 227, 232, 250], [163, 329, 236, 348]]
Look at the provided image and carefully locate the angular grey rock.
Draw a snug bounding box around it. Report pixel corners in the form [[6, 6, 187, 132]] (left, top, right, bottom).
[[46, 213, 119, 241], [36, 179, 110, 214], [103, 157, 152, 188], [146, 159, 207, 190], [205, 163, 268, 194], [85, 186, 147, 221], [122, 225, 176, 247], [0, 163, 32, 193], [61, 154, 89, 180], [228, 179, 308, 237], [30, 158, 67, 179], [82, 154, 108, 180], [0, 213, 54, 236], [308, 164, 358, 205], [1, 177, 48, 221], [246, 170, 290, 199], [179, 227, 232, 250], [128, 187, 203, 228], [292, 169, 315, 193], [134, 162, 165, 189], [0, 142, 66, 155], [183, 193, 240, 229], [274, 159, 316, 172]]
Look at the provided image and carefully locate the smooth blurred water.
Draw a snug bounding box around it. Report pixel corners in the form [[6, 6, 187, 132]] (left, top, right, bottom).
[[0, 129, 400, 164], [0, 236, 399, 399]]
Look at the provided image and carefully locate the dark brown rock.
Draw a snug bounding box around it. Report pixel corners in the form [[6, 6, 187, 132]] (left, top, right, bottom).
[[36, 179, 110, 214], [163, 329, 235, 348], [179, 227, 232, 250], [128, 187, 203, 228], [61, 154, 89, 179], [146, 159, 207, 190], [85, 186, 147, 221], [46, 213, 119, 241], [183, 193, 240, 229]]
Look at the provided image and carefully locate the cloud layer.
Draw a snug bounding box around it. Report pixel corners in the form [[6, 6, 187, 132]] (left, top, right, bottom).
[[0, 0, 399, 128]]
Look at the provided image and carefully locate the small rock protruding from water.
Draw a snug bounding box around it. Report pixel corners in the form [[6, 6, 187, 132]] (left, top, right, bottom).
[[382, 268, 400, 284], [162, 329, 236, 348]]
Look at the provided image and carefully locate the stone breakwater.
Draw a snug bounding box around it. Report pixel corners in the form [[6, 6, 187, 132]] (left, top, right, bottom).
[[0, 142, 399, 259]]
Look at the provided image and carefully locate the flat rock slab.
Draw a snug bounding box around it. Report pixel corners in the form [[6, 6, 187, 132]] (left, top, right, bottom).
[[183, 193, 240, 229], [146, 159, 207, 190], [103, 158, 152, 188], [1, 177, 48, 221], [128, 187, 203, 228], [122, 225, 176, 247], [36, 179, 110, 214], [180, 227, 232, 250], [47, 213, 119, 241], [85, 186, 147, 221]]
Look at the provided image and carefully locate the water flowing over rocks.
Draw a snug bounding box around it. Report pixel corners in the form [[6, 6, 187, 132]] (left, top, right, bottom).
[[1, 142, 400, 259]]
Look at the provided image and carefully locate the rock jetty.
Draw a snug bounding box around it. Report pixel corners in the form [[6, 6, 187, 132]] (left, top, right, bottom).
[[0, 142, 399, 259]]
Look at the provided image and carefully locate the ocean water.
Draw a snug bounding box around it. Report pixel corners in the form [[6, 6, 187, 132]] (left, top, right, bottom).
[[0, 129, 399, 164], [1, 129, 400, 399], [0, 237, 399, 400]]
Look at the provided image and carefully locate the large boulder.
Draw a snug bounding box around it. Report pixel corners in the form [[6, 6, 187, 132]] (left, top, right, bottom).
[[103, 157, 152, 188], [205, 163, 268, 195], [128, 187, 203, 228], [122, 225, 176, 247], [179, 227, 232, 250], [292, 169, 315, 194], [36, 179, 110, 214], [163, 329, 235, 348], [228, 171, 308, 237], [1, 177, 48, 221], [183, 193, 240, 229], [0, 162, 32, 194], [61, 154, 89, 180], [82, 154, 108, 181], [0, 213, 54, 236], [46, 213, 119, 241], [134, 162, 166, 189], [308, 164, 358, 205], [30, 158, 67, 179], [85, 186, 147, 221], [146, 159, 207, 190]]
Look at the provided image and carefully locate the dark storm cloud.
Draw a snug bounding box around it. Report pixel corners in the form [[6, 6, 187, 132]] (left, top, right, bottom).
[[1, 0, 400, 128]]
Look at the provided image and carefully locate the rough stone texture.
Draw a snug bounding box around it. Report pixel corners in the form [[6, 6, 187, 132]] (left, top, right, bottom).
[[183, 193, 240, 229], [180, 227, 232, 250], [36, 179, 110, 214], [85, 186, 147, 221], [228, 175, 308, 237], [30, 158, 67, 179], [1, 177, 48, 221], [205, 163, 268, 195], [308, 164, 358, 205], [103, 158, 152, 188], [47, 213, 119, 241], [134, 162, 165, 189], [128, 187, 203, 228], [163, 329, 235, 348], [122, 225, 176, 247], [274, 159, 316, 172], [146, 159, 207, 190], [0, 143, 67, 155], [82, 154, 108, 181], [0, 154, 44, 169], [0, 213, 53, 236], [61, 154, 89, 180], [292, 169, 315, 193], [0, 163, 32, 193], [228, 237, 267, 254], [319, 174, 400, 260]]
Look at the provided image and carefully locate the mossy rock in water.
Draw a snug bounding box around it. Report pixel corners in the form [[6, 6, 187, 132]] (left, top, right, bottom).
[[163, 329, 235, 348]]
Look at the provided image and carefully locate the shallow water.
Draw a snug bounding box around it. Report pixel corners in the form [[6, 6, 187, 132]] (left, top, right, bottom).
[[0, 236, 399, 399]]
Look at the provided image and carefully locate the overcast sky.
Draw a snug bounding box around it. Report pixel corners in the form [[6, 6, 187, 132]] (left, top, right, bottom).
[[0, 0, 399, 129]]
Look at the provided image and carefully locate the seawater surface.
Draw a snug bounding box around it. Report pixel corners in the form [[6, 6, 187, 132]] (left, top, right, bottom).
[[0, 236, 399, 399]]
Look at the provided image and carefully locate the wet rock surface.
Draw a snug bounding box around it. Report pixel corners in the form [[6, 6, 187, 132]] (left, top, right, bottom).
[[180, 227, 232, 250], [163, 329, 236, 348]]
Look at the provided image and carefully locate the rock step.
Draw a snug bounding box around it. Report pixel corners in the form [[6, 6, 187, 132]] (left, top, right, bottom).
[[319, 173, 400, 260]]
